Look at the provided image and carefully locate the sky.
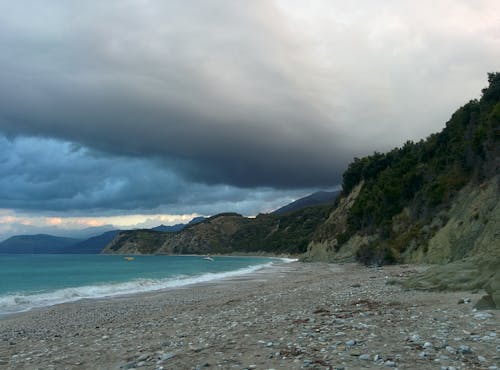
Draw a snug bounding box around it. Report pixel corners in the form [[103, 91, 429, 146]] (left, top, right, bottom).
[[0, 0, 499, 240]]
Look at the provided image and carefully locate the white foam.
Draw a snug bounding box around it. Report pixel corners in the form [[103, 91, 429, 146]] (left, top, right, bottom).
[[0, 259, 288, 316]]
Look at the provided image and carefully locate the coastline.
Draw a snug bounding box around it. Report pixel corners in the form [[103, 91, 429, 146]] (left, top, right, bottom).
[[0, 262, 498, 369], [0, 255, 288, 318]]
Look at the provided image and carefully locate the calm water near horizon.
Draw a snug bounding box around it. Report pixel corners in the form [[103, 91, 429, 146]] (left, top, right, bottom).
[[0, 254, 285, 316]]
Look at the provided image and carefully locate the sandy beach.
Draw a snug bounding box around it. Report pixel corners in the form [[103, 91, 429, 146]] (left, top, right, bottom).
[[0, 261, 499, 370]]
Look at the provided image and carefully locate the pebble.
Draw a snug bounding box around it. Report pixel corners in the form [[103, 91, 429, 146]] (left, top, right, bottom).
[[445, 346, 456, 354], [409, 334, 421, 342], [159, 353, 175, 361], [474, 312, 493, 320], [458, 345, 472, 354], [345, 339, 356, 346], [2, 263, 499, 370]]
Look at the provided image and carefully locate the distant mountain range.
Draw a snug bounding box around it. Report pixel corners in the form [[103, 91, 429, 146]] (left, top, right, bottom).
[[272, 190, 340, 215], [0, 216, 208, 254], [0, 194, 332, 254], [0, 234, 82, 254]]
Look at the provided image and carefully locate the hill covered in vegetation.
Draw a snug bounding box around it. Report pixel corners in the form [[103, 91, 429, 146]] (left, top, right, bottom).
[[306, 72, 499, 265], [103, 206, 333, 255]]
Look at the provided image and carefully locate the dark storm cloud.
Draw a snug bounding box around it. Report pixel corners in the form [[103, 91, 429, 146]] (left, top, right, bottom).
[[0, 1, 353, 188], [0, 0, 499, 191], [0, 135, 313, 214]]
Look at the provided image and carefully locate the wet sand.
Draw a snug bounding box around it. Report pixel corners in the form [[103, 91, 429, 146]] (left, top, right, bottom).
[[0, 262, 498, 369]]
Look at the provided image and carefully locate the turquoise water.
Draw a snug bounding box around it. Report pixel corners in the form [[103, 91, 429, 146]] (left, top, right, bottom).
[[0, 254, 284, 315]]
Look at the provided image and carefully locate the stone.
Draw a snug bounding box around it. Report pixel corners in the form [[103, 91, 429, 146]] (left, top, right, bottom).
[[345, 339, 356, 346], [122, 362, 137, 369], [458, 345, 472, 354], [159, 353, 175, 361], [384, 360, 397, 367], [409, 334, 421, 342], [423, 342, 433, 349], [475, 294, 497, 310], [359, 354, 370, 361], [474, 312, 493, 320]]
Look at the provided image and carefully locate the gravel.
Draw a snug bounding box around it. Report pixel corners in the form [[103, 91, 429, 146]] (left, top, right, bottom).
[[0, 262, 498, 369]]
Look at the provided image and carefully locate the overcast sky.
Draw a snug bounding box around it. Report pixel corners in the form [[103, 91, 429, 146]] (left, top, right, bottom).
[[0, 0, 499, 239]]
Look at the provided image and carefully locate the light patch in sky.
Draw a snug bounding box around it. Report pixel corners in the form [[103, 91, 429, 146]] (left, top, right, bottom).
[[0, 209, 204, 241]]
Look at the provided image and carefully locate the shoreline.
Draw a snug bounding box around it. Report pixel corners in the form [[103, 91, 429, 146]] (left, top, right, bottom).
[[0, 256, 291, 319], [1, 262, 498, 369]]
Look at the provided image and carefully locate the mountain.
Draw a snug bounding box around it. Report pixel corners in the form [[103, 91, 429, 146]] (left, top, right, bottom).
[[0, 234, 81, 254], [0, 230, 121, 254], [272, 190, 340, 215], [102, 207, 331, 255], [151, 217, 207, 232], [68, 230, 121, 254], [271, 191, 340, 215]]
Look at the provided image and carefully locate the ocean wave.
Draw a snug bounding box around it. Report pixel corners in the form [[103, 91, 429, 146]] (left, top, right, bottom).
[[0, 259, 288, 316]]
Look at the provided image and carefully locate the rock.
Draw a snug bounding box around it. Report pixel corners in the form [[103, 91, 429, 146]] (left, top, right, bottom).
[[122, 362, 137, 369], [475, 294, 497, 310], [359, 354, 370, 361], [409, 334, 421, 342], [345, 339, 356, 346], [423, 342, 433, 349], [159, 353, 175, 361], [458, 345, 472, 354], [474, 312, 494, 320], [478, 355, 487, 362], [384, 360, 397, 367], [445, 346, 456, 354]]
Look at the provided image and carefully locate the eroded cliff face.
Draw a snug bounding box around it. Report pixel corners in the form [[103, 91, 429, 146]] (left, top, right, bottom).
[[401, 175, 500, 308], [302, 175, 499, 264], [302, 182, 368, 262], [409, 175, 499, 264]]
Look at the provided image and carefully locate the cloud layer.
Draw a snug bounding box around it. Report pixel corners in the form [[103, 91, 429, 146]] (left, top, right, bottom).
[[0, 0, 499, 224], [0, 136, 311, 214]]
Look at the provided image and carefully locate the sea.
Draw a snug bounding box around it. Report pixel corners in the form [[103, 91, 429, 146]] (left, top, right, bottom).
[[0, 254, 288, 316]]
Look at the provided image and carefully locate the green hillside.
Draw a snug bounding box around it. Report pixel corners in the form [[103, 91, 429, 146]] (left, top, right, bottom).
[[307, 72, 499, 265]]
